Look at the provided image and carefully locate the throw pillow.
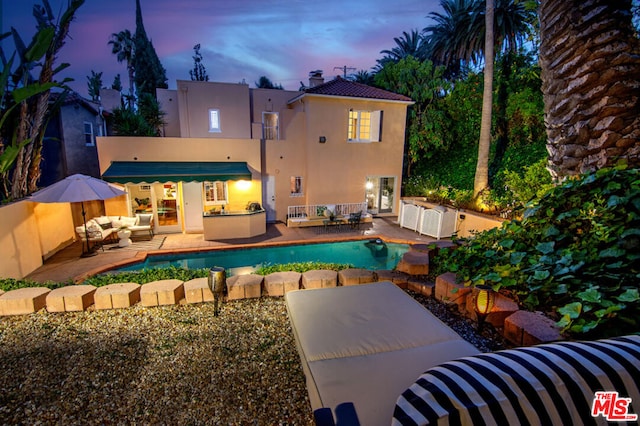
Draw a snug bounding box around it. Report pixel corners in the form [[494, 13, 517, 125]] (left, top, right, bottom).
[[99, 222, 113, 230], [137, 214, 152, 226], [120, 216, 138, 227]]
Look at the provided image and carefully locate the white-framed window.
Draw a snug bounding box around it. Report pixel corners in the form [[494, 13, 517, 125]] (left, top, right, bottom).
[[262, 112, 279, 140], [347, 109, 383, 142], [204, 181, 228, 205], [208, 109, 221, 133], [290, 176, 303, 197], [84, 121, 95, 146]]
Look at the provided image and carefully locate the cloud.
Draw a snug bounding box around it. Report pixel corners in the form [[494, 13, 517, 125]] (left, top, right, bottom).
[[3, 0, 441, 94]]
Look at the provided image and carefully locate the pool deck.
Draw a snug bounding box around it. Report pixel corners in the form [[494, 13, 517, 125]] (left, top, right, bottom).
[[26, 217, 439, 284]]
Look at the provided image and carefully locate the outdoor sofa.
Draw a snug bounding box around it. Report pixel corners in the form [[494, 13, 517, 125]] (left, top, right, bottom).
[[285, 281, 640, 425], [75, 213, 154, 244]]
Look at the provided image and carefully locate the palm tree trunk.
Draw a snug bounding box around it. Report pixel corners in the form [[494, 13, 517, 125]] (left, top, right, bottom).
[[539, 0, 640, 180], [474, 0, 495, 199]]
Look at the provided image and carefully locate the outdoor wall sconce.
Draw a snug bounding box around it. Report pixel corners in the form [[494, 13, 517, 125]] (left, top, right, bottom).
[[474, 285, 495, 331], [319, 136, 326, 143]]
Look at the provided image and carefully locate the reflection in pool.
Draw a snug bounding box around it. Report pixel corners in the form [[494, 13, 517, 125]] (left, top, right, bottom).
[[115, 239, 409, 276]]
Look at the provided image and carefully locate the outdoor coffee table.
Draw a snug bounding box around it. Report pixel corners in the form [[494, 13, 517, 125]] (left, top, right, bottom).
[[117, 229, 132, 247]]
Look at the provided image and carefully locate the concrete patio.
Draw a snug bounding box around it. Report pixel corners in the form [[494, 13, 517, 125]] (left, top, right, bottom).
[[26, 217, 437, 284]]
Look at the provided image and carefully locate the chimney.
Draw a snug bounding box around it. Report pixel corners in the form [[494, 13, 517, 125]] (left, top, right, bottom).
[[309, 70, 324, 88]]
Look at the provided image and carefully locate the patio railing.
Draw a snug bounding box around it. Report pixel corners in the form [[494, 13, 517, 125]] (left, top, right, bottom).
[[287, 202, 367, 218]]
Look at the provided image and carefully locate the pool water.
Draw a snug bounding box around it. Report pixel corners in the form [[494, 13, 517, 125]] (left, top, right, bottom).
[[115, 239, 409, 275]]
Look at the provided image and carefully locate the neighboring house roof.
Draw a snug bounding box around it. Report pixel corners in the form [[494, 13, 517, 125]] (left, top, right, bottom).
[[288, 77, 413, 104], [49, 91, 102, 115]]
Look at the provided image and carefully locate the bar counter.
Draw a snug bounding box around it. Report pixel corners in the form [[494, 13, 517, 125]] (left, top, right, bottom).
[[202, 210, 266, 240]]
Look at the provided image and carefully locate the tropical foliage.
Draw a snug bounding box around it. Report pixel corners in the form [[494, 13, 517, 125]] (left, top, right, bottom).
[[435, 166, 640, 338], [0, 0, 84, 201], [112, 93, 165, 137], [86, 70, 103, 101]]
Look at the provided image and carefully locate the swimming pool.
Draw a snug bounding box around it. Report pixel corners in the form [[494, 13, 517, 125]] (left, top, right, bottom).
[[115, 239, 409, 275]]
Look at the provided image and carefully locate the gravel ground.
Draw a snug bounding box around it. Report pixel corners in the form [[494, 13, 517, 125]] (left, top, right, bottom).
[[0, 291, 508, 425]]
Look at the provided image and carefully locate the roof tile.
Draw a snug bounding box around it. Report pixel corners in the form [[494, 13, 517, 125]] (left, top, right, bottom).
[[304, 77, 412, 102]]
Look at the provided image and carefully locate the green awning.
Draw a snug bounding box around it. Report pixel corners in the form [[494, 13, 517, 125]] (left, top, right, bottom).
[[102, 161, 252, 184]]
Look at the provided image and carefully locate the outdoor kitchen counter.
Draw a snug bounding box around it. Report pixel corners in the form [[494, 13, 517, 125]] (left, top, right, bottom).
[[202, 210, 266, 240]]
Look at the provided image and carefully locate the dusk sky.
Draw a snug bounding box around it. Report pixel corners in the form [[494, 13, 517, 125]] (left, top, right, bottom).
[[2, 0, 442, 96]]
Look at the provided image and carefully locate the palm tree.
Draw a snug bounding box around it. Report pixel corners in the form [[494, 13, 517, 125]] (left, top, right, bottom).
[[474, 0, 494, 198], [351, 70, 375, 85], [423, 0, 479, 78], [376, 29, 429, 70], [539, 0, 640, 179], [108, 29, 135, 107], [423, 0, 534, 197]]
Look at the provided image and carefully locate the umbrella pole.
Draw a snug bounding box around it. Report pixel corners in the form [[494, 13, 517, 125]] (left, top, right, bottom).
[[80, 201, 97, 258]]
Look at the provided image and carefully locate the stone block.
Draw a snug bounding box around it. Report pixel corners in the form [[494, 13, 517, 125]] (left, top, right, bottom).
[[94, 283, 141, 310], [46, 285, 97, 312], [140, 279, 184, 307], [435, 272, 470, 310], [301, 270, 338, 289], [396, 251, 430, 275], [465, 291, 519, 326], [338, 268, 375, 286], [183, 278, 215, 304], [504, 310, 563, 346], [374, 270, 410, 289], [226, 274, 263, 300], [407, 279, 434, 297], [264, 271, 301, 296], [0, 287, 50, 316]]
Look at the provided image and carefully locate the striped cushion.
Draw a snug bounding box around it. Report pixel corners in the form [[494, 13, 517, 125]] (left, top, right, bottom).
[[393, 335, 640, 425]]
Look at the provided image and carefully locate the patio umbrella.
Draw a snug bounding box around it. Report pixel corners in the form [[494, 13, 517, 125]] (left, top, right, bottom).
[[30, 174, 126, 256]]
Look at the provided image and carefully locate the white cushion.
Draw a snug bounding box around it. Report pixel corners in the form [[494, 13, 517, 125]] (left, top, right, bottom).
[[285, 282, 479, 425], [94, 216, 111, 225], [119, 216, 138, 227]]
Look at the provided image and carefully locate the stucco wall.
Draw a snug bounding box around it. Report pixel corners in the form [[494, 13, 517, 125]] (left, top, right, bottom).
[[0, 200, 75, 279], [157, 88, 181, 137], [177, 81, 251, 139]]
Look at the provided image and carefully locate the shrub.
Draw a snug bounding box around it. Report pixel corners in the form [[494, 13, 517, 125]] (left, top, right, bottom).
[[255, 262, 353, 275], [435, 166, 640, 338], [0, 278, 68, 292], [83, 266, 209, 287]]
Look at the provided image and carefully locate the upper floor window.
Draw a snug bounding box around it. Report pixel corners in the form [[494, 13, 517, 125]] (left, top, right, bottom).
[[84, 122, 95, 146], [208, 109, 221, 133], [204, 181, 227, 205], [347, 109, 383, 142], [262, 112, 279, 140], [290, 176, 303, 197]]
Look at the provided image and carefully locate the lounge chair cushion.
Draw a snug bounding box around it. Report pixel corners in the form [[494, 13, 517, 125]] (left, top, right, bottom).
[[285, 281, 479, 425], [393, 335, 640, 425]]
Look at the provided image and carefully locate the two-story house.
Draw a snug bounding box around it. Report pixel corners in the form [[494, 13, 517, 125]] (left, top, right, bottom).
[[97, 72, 412, 239], [39, 91, 107, 186]]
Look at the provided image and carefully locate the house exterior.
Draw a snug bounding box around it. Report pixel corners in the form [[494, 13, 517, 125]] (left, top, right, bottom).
[[96, 73, 412, 238], [39, 92, 108, 186]]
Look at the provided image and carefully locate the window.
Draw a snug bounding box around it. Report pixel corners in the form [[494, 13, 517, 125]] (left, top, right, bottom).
[[347, 110, 383, 142], [204, 181, 227, 205], [84, 122, 95, 146], [208, 109, 221, 133], [290, 176, 303, 197], [262, 112, 279, 140]]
